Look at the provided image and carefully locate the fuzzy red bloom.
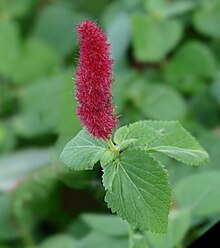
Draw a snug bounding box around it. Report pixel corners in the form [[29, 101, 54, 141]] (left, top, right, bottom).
[[75, 20, 117, 139]]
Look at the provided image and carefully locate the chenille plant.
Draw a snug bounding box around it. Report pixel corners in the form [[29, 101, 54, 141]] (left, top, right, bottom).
[[60, 20, 209, 237]]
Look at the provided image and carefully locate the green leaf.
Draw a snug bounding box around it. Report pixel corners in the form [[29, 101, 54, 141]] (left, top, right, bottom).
[[0, 148, 51, 191], [107, 12, 131, 65], [32, 4, 86, 57], [174, 172, 220, 216], [145, 120, 209, 166], [57, 74, 81, 137], [193, 3, 220, 39], [0, 20, 20, 78], [199, 132, 220, 171], [6, 0, 34, 18], [60, 129, 109, 170], [146, 209, 191, 248], [164, 41, 216, 93], [12, 38, 60, 84], [142, 84, 187, 120], [114, 121, 162, 151], [38, 234, 75, 248], [103, 148, 172, 233], [13, 74, 64, 137], [74, 232, 128, 248], [81, 214, 128, 236], [131, 14, 182, 62], [145, 0, 196, 18]]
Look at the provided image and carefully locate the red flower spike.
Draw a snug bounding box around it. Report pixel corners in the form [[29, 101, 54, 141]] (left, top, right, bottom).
[[75, 20, 117, 140]]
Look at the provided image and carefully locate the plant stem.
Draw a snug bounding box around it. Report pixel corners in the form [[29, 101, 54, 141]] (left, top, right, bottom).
[[107, 139, 119, 153], [129, 225, 148, 248]]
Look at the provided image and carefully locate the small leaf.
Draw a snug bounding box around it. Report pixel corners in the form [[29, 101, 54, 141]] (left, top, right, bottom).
[[114, 121, 161, 151], [174, 172, 220, 216], [145, 120, 209, 166], [100, 149, 117, 167], [103, 148, 172, 233], [60, 129, 108, 170]]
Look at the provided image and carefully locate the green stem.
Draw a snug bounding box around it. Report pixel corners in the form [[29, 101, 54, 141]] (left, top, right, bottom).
[[107, 139, 119, 154], [129, 225, 148, 248]]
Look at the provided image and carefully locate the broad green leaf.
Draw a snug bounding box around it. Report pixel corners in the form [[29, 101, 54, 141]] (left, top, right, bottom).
[[145, 120, 209, 166], [114, 121, 162, 150], [81, 214, 128, 236], [142, 84, 187, 120], [174, 172, 220, 216], [145, 0, 196, 18], [104, 148, 172, 233], [125, 79, 186, 120], [12, 38, 60, 84], [107, 13, 131, 65], [6, 0, 34, 18], [38, 234, 75, 248], [193, 4, 220, 39], [0, 148, 52, 191], [0, 193, 20, 241], [74, 232, 128, 248], [131, 14, 182, 62], [146, 209, 191, 248], [13, 74, 63, 137], [57, 74, 81, 137], [0, 20, 20, 78], [60, 129, 109, 170], [32, 4, 85, 57], [165, 41, 216, 93]]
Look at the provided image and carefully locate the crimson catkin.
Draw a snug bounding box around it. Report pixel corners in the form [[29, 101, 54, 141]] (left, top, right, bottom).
[[75, 20, 117, 140]]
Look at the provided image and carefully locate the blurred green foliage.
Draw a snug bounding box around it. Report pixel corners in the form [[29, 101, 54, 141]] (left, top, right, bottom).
[[0, 0, 220, 247]]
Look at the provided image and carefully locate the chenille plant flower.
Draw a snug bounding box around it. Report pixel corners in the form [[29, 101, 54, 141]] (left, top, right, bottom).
[[76, 20, 117, 140], [60, 20, 209, 245]]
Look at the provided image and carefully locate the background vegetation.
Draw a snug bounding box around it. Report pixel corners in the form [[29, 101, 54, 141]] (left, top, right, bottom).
[[0, 0, 220, 247]]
